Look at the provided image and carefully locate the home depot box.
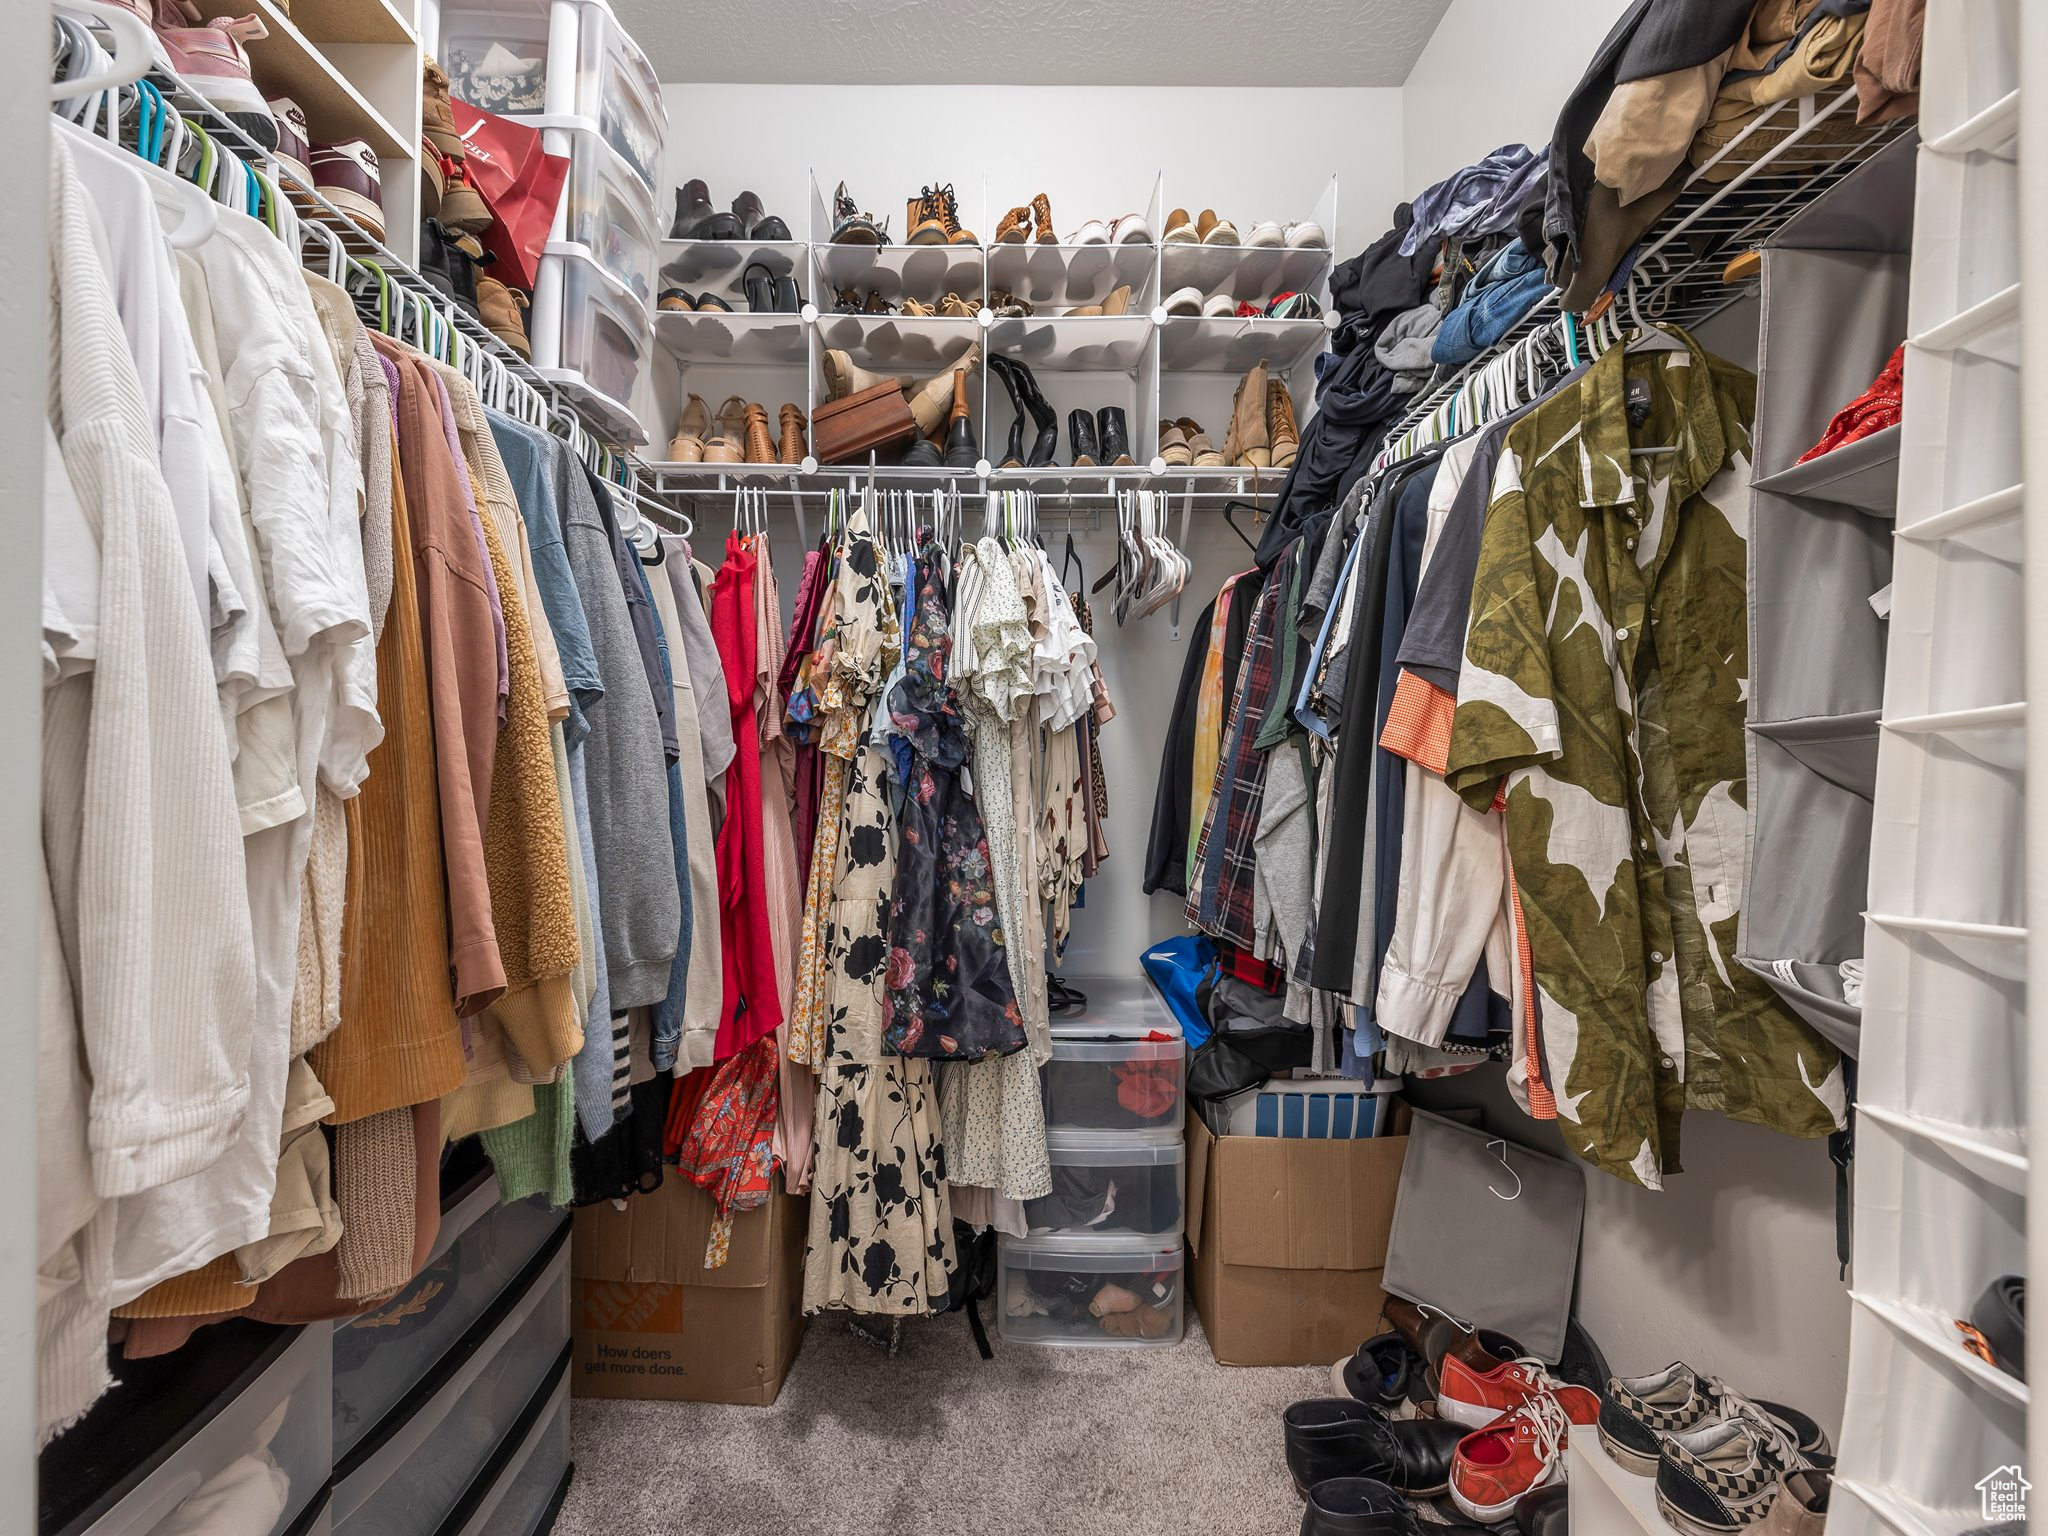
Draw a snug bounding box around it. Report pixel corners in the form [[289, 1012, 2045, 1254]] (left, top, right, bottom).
[[571, 1175, 807, 1406], [1185, 1109, 1409, 1367]]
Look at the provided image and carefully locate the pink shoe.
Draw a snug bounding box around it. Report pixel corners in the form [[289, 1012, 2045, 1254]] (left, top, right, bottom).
[[156, 16, 277, 150]]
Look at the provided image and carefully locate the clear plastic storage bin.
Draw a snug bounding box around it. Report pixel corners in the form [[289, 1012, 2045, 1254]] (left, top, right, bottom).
[[1025, 1130, 1185, 1239], [439, 1, 551, 115], [79, 1323, 332, 1536], [333, 1196, 565, 1460], [441, 1364, 569, 1536], [559, 131, 658, 312], [998, 1234, 1185, 1348], [1042, 1030, 1184, 1134], [573, 1, 664, 191], [333, 1247, 570, 1536], [540, 247, 648, 408]]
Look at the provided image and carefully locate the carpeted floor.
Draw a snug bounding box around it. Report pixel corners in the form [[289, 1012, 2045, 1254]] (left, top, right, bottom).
[[555, 1311, 1325, 1536]]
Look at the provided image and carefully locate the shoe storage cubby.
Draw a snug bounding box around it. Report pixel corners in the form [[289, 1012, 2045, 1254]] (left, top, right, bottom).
[[646, 171, 1338, 481], [1736, 133, 1914, 1056], [1832, 1, 2038, 1531]]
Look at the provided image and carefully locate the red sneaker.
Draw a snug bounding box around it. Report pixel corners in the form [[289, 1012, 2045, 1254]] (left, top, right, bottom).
[[1437, 1352, 1601, 1428], [1450, 1391, 1574, 1522]]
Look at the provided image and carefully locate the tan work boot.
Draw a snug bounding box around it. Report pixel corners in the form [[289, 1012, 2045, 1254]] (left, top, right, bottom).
[[1228, 362, 1271, 467], [906, 186, 950, 245], [1267, 377, 1298, 469], [476, 275, 530, 359], [423, 60, 465, 161]]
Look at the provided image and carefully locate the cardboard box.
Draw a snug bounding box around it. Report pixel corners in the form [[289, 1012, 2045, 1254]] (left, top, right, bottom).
[[1185, 1111, 1409, 1366], [570, 1175, 807, 1406]]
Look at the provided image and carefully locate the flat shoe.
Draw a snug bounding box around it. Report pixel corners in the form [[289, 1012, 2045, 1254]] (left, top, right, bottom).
[[1164, 285, 1204, 316]]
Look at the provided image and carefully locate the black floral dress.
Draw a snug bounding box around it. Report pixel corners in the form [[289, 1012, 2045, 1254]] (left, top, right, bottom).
[[883, 542, 1028, 1061], [802, 514, 956, 1315]]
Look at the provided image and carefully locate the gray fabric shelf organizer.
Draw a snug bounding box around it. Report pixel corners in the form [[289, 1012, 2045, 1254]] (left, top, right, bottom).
[[1739, 133, 1919, 1057]]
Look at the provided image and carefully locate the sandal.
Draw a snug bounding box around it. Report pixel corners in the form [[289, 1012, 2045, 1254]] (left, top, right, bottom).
[[901, 296, 938, 317], [714, 394, 750, 444], [1045, 974, 1089, 1015], [667, 392, 710, 461]]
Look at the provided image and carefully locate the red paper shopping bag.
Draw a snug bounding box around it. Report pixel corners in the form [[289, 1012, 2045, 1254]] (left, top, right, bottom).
[[451, 98, 569, 290]]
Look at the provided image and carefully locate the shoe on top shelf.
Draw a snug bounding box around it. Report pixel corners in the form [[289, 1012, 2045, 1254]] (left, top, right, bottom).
[[267, 95, 313, 191], [904, 182, 977, 245], [1197, 209, 1240, 245], [157, 16, 278, 150], [310, 139, 385, 242], [1108, 213, 1153, 244], [1066, 219, 1109, 246], [731, 189, 791, 241], [831, 179, 889, 244], [1285, 219, 1330, 249], [1245, 220, 1285, 248], [671, 178, 742, 240], [1161, 207, 1198, 244]]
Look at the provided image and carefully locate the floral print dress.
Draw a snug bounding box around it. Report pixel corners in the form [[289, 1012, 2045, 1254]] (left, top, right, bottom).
[[884, 539, 1028, 1061], [802, 517, 955, 1315]]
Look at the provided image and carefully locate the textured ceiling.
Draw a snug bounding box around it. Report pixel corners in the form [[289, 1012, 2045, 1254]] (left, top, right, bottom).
[[612, 0, 1455, 86]]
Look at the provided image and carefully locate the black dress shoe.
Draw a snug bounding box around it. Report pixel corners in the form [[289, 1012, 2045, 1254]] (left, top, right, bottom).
[[742, 262, 777, 314], [1068, 408, 1099, 466], [1096, 406, 1132, 465], [694, 292, 734, 313], [1299, 1478, 1416, 1536], [943, 412, 979, 470], [1515, 1481, 1568, 1536], [1282, 1398, 1467, 1498]]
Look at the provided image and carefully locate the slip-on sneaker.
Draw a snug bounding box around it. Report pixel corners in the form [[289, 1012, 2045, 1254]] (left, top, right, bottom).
[[1655, 1408, 1810, 1536], [1439, 1353, 1601, 1430], [1201, 293, 1236, 318], [1600, 1365, 1830, 1477], [1109, 213, 1153, 244], [1164, 286, 1205, 317], [1283, 1398, 1467, 1500], [1246, 221, 1285, 248], [1066, 219, 1109, 245], [1161, 207, 1199, 243], [1449, 1392, 1573, 1523], [1286, 219, 1330, 249]]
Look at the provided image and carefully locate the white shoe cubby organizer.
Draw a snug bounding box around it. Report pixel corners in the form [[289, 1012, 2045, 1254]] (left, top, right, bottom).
[[645, 172, 1338, 485], [1832, 0, 2034, 1531]]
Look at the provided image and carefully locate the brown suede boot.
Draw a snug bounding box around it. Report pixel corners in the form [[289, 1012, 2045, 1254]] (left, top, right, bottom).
[[1267, 377, 1298, 469], [994, 205, 1031, 243], [476, 275, 530, 359], [1031, 192, 1055, 244], [422, 60, 465, 161], [1229, 361, 1271, 467]]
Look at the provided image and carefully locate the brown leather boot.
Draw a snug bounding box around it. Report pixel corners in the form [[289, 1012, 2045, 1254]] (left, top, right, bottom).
[[1267, 377, 1298, 469], [1229, 361, 1271, 467], [994, 205, 1031, 243], [1031, 192, 1055, 245], [743, 402, 775, 464], [476, 275, 530, 359], [423, 59, 465, 161], [778, 403, 807, 464], [1381, 1297, 1510, 1393]]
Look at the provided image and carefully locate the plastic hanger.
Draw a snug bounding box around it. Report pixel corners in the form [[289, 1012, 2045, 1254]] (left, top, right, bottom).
[[49, 0, 155, 100], [53, 116, 217, 248]]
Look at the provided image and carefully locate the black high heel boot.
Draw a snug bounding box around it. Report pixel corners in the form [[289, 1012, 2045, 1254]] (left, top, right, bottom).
[[1069, 408, 1100, 467], [1097, 406, 1132, 466], [991, 355, 1058, 468]]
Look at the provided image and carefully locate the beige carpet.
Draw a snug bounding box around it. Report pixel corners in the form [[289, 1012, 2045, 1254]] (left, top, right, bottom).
[[556, 1312, 1325, 1536]]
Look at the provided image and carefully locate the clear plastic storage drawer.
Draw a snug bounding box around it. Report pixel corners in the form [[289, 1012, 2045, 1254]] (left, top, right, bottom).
[[70, 1322, 332, 1536], [1041, 996, 1184, 1135], [448, 1372, 571, 1536], [333, 1246, 570, 1536], [1025, 1130, 1185, 1239], [573, 1, 665, 191], [333, 1194, 565, 1460], [543, 248, 648, 408], [558, 131, 658, 312], [439, 1, 552, 115], [998, 1235, 1185, 1348]]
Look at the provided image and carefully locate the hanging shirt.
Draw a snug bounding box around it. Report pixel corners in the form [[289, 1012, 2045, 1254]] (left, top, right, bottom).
[[1444, 332, 1845, 1187]]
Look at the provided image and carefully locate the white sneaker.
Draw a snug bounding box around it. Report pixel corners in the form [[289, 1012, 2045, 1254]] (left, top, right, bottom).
[[1066, 220, 1109, 246], [1201, 293, 1236, 318], [1245, 221, 1285, 248], [1163, 286, 1204, 316], [1109, 213, 1153, 244], [1284, 220, 1329, 249]]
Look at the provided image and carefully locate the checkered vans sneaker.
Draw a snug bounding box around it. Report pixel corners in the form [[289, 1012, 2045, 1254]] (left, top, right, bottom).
[[1655, 1401, 1811, 1536], [1600, 1366, 1831, 1477]]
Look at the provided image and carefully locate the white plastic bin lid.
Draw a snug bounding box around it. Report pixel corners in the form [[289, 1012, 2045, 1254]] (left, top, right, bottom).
[[999, 1232, 1186, 1270], [1043, 1128, 1185, 1164], [1046, 975, 1180, 1041]]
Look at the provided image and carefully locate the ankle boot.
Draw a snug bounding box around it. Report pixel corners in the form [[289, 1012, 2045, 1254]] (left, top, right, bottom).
[[901, 428, 945, 468], [906, 343, 979, 435], [1281, 1399, 1466, 1500], [994, 205, 1031, 244], [732, 189, 790, 241], [1097, 406, 1132, 466], [1031, 192, 1055, 245], [1267, 378, 1299, 469], [671, 178, 735, 239], [943, 370, 978, 469], [822, 349, 892, 400], [1297, 1478, 1418, 1536], [778, 402, 807, 464], [1069, 408, 1099, 467], [1229, 361, 1271, 467]]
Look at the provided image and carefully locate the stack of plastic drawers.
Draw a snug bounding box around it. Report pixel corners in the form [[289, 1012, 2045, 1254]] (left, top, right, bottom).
[[438, 0, 665, 442], [998, 977, 1188, 1349]]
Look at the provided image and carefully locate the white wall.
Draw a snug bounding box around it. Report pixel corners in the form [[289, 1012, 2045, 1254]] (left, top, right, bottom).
[[1399, 0, 1632, 197], [660, 84, 1402, 258]]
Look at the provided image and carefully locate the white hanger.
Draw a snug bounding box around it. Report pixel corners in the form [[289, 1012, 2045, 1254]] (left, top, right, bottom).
[[53, 116, 217, 249], [49, 0, 154, 100]]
